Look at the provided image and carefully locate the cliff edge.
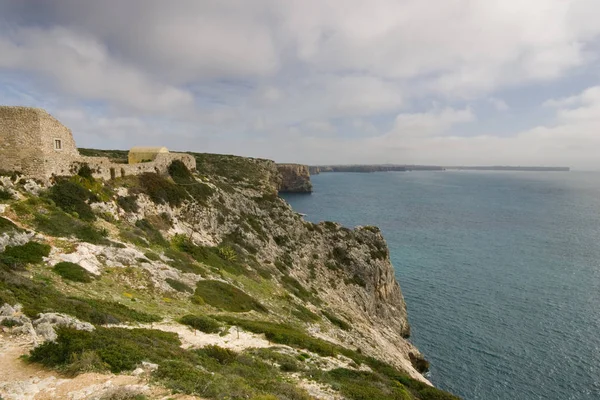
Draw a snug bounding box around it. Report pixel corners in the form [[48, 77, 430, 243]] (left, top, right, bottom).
[[0, 152, 458, 400], [277, 163, 313, 193]]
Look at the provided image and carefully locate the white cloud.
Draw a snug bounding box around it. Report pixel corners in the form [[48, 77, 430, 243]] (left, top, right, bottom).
[[0, 1, 600, 168], [390, 108, 475, 137], [0, 27, 194, 113], [488, 97, 509, 112]]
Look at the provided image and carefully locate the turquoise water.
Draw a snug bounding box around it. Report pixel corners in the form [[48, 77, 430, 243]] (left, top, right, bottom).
[[282, 171, 600, 400]]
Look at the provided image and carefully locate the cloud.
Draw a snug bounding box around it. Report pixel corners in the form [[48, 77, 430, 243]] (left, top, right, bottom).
[[390, 108, 475, 137], [488, 97, 509, 111], [0, 26, 194, 113], [0, 1, 600, 168]]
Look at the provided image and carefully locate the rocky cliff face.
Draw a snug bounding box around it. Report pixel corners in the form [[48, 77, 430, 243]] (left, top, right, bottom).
[[0, 152, 457, 399], [276, 163, 313, 193]]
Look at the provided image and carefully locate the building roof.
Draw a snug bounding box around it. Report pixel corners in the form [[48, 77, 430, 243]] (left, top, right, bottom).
[[129, 146, 169, 153]]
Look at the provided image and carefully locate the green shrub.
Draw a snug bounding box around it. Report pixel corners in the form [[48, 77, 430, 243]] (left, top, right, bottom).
[[134, 219, 168, 246], [33, 211, 109, 244], [144, 251, 161, 261], [172, 235, 246, 275], [291, 304, 320, 323], [0, 241, 51, 270], [166, 278, 193, 293], [168, 160, 214, 204], [194, 280, 267, 313], [53, 262, 93, 283], [139, 173, 188, 207], [28, 327, 185, 373], [164, 250, 206, 275], [197, 345, 238, 365], [179, 314, 221, 333], [154, 360, 216, 396], [320, 368, 412, 400], [48, 180, 97, 221], [281, 276, 314, 303], [117, 195, 139, 213], [322, 310, 351, 331], [63, 350, 107, 376], [0, 187, 13, 201], [77, 164, 94, 180]]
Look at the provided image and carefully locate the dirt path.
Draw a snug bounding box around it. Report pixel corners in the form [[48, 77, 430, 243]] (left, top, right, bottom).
[[0, 333, 200, 400]]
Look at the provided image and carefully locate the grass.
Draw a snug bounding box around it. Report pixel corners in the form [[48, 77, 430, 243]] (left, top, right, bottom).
[[214, 316, 338, 357], [322, 310, 351, 331], [292, 304, 321, 323], [163, 248, 207, 275], [315, 368, 413, 400], [172, 235, 247, 275], [53, 262, 93, 283], [191, 152, 273, 187], [179, 314, 222, 333], [165, 278, 193, 293], [0, 216, 21, 234], [11, 198, 109, 244], [0, 271, 160, 324], [193, 280, 267, 313], [281, 276, 315, 303]]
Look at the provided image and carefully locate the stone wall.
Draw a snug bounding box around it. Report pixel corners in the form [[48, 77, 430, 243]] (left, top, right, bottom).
[[70, 153, 196, 181], [0, 105, 196, 181], [276, 163, 312, 193], [0, 107, 45, 177]]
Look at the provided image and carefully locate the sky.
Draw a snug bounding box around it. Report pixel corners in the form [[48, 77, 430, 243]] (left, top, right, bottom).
[[1, 1, 600, 169]]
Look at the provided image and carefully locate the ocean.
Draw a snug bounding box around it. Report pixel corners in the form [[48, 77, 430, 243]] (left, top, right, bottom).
[[281, 171, 600, 400]]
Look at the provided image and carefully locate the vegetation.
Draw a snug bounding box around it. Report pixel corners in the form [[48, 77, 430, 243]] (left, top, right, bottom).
[[48, 179, 97, 221], [0, 241, 51, 270], [53, 262, 93, 283], [28, 327, 186, 373], [116, 195, 139, 213], [77, 148, 128, 163], [0, 272, 159, 324], [138, 172, 188, 207], [281, 276, 315, 303], [165, 278, 193, 293], [214, 316, 338, 357], [0, 187, 13, 201], [191, 152, 272, 186], [168, 160, 214, 203], [0, 216, 20, 234], [193, 280, 267, 313], [315, 368, 412, 400], [172, 234, 246, 275], [322, 310, 351, 331], [179, 314, 222, 333]]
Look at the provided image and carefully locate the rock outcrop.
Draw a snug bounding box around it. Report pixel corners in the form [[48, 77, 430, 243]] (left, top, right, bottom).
[[0, 151, 433, 386], [277, 163, 313, 193]]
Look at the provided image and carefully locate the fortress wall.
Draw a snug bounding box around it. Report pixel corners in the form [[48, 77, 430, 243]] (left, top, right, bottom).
[[0, 107, 45, 177], [65, 153, 197, 181]]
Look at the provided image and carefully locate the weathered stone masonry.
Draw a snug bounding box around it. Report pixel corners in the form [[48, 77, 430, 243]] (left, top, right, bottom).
[[0, 106, 196, 181]]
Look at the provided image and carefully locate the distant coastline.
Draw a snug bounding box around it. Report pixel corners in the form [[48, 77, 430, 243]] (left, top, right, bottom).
[[309, 165, 570, 174]]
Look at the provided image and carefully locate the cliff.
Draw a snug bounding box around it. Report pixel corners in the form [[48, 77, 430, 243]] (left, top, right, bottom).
[[0, 152, 458, 400], [276, 163, 313, 193]]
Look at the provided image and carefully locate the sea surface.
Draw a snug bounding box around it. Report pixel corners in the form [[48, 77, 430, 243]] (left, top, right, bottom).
[[282, 171, 600, 400]]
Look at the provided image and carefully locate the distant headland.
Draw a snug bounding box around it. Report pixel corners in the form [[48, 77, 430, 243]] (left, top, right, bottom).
[[309, 165, 570, 174]]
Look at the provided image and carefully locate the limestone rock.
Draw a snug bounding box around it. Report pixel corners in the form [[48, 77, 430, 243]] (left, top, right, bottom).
[[277, 164, 313, 193]]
